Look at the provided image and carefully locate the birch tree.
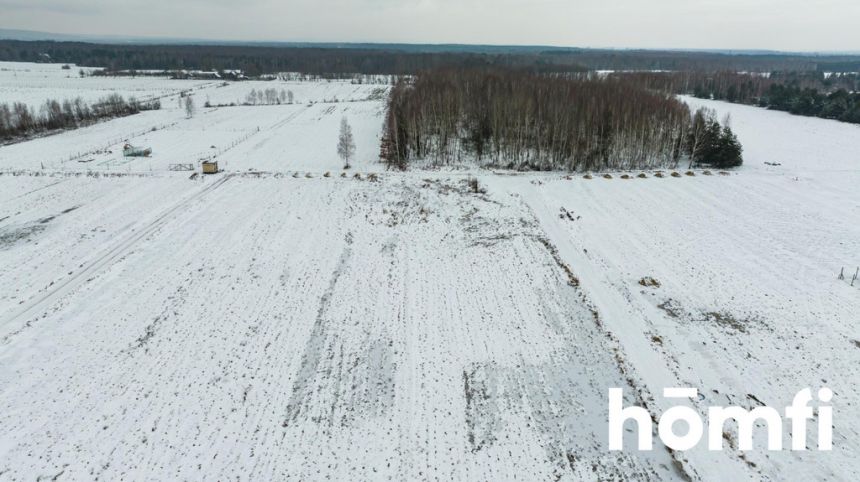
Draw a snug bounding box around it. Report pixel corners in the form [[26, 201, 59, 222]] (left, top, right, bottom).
[[337, 117, 356, 169], [185, 95, 196, 118]]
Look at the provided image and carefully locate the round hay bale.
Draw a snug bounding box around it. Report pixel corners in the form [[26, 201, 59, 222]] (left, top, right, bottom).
[[671, 172, 682, 178], [583, 174, 593, 180], [702, 170, 713, 176], [654, 172, 665, 178], [637, 173, 648, 179], [603, 174, 613, 179], [621, 174, 632, 180], [685, 171, 696, 177]]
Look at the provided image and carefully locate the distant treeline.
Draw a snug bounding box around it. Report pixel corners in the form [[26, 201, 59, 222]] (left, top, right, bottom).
[[562, 50, 860, 73], [0, 95, 160, 142], [0, 40, 587, 77], [4, 40, 860, 77], [381, 69, 742, 171], [616, 71, 860, 124]]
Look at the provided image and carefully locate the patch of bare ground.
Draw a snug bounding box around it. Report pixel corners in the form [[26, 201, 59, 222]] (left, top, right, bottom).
[[639, 277, 661, 288], [535, 236, 580, 287], [655, 299, 766, 334]]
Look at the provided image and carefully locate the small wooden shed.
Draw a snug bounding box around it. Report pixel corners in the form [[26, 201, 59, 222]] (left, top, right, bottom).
[[202, 161, 219, 174]]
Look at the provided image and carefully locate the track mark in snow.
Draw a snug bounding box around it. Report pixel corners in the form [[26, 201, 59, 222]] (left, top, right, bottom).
[[125, 285, 188, 353], [0, 175, 232, 343], [282, 230, 396, 431], [0, 205, 80, 250], [283, 232, 354, 428], [463, 365, 500, 453], [1, 178, 69, 205]]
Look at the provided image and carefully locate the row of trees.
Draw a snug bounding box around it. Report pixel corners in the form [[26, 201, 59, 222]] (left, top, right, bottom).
[[0, 95, 160, 141], [244, 88, 295, 105], [615, 71, 860, 124], [760, 85, 860, 122], [687, 109, 744, 169], [380, 68, 742, 171]]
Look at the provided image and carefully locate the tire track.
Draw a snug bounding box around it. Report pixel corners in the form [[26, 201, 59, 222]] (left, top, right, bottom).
[[1, 179, 70, 207], [0, 174, 233, 343]]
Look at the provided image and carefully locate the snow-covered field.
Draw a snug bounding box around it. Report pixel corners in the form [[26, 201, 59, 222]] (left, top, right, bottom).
[[1, 67, 858, 480], [0, 61, 216, 109], [0, 75, 387, 173]]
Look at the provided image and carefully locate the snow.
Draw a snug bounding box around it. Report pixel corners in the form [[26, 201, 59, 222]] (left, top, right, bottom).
[[0, 174, 681, 480], [0, 61, 215, 110], [199, 79, 387, 106], [0, 76, 387, 173], [1, 65, 859, 480]]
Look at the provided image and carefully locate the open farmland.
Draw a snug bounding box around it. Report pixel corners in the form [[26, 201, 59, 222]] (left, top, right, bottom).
[[0, 61, 216, 110], [1, 65, 859, 480], [0, 75, 387, 173]]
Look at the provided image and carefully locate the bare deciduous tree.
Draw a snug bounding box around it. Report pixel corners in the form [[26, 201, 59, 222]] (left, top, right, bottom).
[[382, 68, 716, 172], [337, 117, 356, 169], [0, 95, 158, 141], [185, 96, 196, 118]]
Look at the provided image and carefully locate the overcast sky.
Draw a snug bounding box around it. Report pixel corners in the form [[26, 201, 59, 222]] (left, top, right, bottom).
[[2, 0, 859, 51]]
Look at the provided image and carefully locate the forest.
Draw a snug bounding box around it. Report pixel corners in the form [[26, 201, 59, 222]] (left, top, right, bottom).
[[616, 71, 860, 124], [0, 40, 587, 77], [381, 68, 742, 172], [4, 40, 860, 77], [0, 95, 160, 142]]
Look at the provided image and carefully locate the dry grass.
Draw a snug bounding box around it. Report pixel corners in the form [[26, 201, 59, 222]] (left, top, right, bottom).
[[638, 276, 661, 288]]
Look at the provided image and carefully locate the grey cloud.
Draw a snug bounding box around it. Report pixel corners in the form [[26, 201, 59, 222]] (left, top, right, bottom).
[[1, 0, 858, 51]]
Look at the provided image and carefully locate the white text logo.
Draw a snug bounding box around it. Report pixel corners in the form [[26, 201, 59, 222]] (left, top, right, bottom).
[[608, 387, 833, 451]]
